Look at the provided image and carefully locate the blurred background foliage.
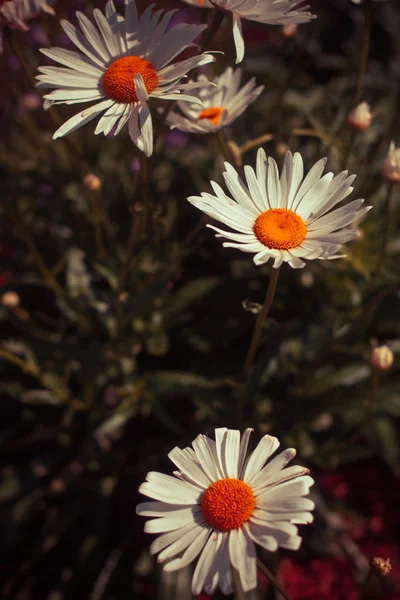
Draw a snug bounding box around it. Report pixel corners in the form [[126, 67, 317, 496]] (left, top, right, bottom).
[[0, 0, 400, 598]]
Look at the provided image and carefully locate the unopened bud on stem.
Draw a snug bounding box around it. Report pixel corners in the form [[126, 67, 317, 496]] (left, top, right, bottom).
[[347, 102, 373, 131], [83, 173, 102, 192], [370, 345, 394, 371], [382, 142, 400, 183]]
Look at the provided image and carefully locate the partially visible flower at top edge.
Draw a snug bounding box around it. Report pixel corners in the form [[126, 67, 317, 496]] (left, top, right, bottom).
[[166, 66, 264, 134], [137, 427, 315, 596], [179, 0, 315, 63], [188, 149, 371, 269], [0, 0, 55, 53], [36, 0, 216, 157], [382, 141, 400, 183]]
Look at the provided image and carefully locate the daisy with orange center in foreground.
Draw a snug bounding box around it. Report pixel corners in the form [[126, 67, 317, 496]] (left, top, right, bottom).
[[137, 428, 315, 595], [167, 66, 264, 134], [36, 0, 215, 157], [187, 149, 371, 268]]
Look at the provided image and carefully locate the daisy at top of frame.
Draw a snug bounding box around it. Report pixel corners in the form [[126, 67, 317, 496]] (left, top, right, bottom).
[[188, 149, 372, 269], [166, 66, 264, 133], [180, 0, 316, 63], [137, 427, 315, 595], [36, 0, 216, 157], [0, 0, 55, 53]]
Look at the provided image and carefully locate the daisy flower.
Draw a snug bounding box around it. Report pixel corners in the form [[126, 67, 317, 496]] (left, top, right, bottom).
[[180, 0, 316, 63], [166, 66, 264, 133], [36, 0, 215, 157], [137, 427, 314, 595], [0, 0, 55, 53], [188, 149, 371, 269]]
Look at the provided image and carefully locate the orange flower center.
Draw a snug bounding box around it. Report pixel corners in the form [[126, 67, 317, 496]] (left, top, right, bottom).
[[201, 478, 255, 531], [198, 106, 224, 126], [254, 208, 307, 250], [103, 56, 158, 104]]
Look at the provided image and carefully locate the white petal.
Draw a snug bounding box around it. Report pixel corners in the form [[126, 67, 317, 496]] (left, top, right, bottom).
[[242, 435, 280, 484], [229, 527, 257, 592], [168, 447, 211, 488], [232, 14, 245, 64]]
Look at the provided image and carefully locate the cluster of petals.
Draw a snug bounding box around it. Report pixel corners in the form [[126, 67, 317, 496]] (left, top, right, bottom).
[[0, 0, 54, 53], [180, 0, 315, 63], [36, 0, 215, 156], [137, 427, 315, 595], [188, 149, 371, 268], [167, 66, 264, 133]]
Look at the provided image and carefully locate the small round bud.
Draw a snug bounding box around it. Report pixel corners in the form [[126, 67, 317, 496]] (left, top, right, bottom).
[[282, 24, 297, 38], [382, 141, 400, 183], [1, 291, 20, 307], [370, 345, 394, 371], [83, 173, 102, 191], [371, 557, 391, 577], [347, 102, 373, 131]]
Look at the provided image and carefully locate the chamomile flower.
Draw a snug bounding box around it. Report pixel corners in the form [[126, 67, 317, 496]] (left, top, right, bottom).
[[180, 0, 315, 63], [166, 66, 264, 133], [137, 428, 314, 595], [188, 149, 371, 269], [0, 0, 55, 53], [36, 0, 215, 157]]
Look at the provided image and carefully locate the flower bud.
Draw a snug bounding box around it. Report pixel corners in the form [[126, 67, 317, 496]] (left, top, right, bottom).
[[83, 173, 102, 191], [371, 557, 391, 577], [370, 345, 394, 371], [282, 24, 297, 38], [347, 102, 373, 131], [1, 291, 20, 307], [382, 142, 400, 183]]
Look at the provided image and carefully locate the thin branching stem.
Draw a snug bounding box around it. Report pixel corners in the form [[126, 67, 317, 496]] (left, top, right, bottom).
[[256, 558, 293, 600], [354, 0, 372, 106]]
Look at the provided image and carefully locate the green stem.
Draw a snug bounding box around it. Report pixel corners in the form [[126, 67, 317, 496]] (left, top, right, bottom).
[[354, 0, 372, 105], [256, 558, 293, 600], [237, 267, 281, 419], [375, 182, 395, 276]]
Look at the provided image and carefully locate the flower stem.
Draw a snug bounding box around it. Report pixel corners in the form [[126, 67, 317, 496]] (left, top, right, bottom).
[[354, 0, 372, 106], [114, 165, 143, 339], [231, 567, 246, 600], [243, 267, 280, 381], [89, 190, 106, 260], [7, 207, 91, 332], [8, 30, 37, 89], [202, 8, 225, 52], [256, 558, 293, 600], [237, 267, 280, 419], [216, 131, 230, 160], [375, 182, 395, 276]]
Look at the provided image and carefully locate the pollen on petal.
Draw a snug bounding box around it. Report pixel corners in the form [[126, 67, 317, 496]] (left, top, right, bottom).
[[254, 208, 307, 250], [198, 106, 225, 126], [103, 56, 158, 104], [201, 478, 255, 531]]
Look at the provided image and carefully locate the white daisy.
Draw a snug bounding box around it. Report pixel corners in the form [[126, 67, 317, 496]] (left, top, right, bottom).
[[180, 0, 316, 63], [0, 0, 55, 53], [166, 66, 264, 133], [188, 149, 371, 269], [137, 427, 314, 595], [36, 0, 215, 157]]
